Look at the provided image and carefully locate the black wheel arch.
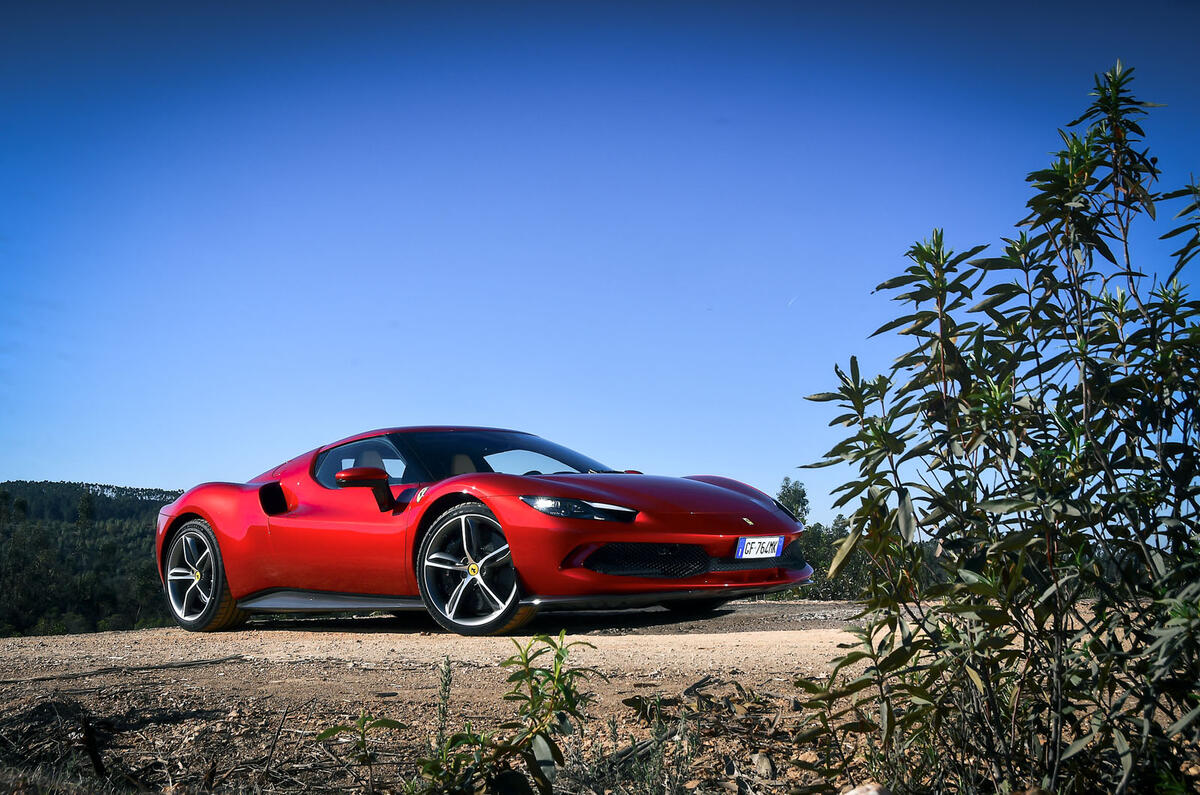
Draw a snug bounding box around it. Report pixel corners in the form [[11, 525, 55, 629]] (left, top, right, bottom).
[[160, 512, 206, 579], [411, 492, 492, 573]]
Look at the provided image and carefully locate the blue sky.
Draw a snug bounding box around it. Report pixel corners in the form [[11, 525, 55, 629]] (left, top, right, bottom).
[[1, 1, 1197, 523]]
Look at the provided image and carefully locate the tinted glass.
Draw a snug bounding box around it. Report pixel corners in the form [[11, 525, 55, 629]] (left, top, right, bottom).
[[392, 431, 612, 481], [313, 437, 419, 487]]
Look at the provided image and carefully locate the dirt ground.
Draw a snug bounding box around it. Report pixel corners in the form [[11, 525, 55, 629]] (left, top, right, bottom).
[[0, 601, 858, 793]]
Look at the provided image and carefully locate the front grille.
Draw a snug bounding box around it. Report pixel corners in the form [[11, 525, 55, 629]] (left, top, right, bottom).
[[582, 540, 808, 579], [583, 543, 709, 578], [710, 541, 808, 572]]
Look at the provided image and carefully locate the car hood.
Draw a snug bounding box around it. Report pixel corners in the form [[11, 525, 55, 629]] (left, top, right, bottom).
[[522, 473, 778, 517]]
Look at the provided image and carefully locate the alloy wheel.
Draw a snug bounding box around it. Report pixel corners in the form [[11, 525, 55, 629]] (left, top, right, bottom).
[[165, 530, 215, 622], [421, 512, 518, 628]]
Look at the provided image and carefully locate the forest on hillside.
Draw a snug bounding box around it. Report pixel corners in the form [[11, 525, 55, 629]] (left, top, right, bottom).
[[0, 481, 182, 636]]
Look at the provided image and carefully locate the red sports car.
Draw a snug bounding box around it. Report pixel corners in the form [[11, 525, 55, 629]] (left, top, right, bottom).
[[155, 427, 813, 635]]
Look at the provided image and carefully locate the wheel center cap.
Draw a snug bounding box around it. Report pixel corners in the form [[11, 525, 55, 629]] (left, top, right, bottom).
[[467, 563, 480, 577], [192, 570, 200, 581]]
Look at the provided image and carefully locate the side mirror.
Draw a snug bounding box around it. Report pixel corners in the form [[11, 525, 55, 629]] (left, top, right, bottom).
[[623, 469, 643, 475], [335, 467, 395, 512]]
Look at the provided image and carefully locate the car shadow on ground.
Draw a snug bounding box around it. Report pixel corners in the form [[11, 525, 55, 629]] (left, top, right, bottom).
[[244, 606, 737, 636]]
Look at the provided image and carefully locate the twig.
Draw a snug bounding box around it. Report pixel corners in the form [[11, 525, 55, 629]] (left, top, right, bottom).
[[318, 740, 364, 784], [80, 713, 106, 777], [0, 655, 248, 685], [262, 705, 291, 779]]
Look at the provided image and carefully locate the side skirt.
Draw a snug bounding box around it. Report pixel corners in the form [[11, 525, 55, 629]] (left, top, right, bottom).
[[237, 589, 426, 613]]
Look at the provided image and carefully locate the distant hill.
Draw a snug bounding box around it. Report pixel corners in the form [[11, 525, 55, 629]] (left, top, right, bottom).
[[0, 480, 182, 523], [0, 480, 183, 636]]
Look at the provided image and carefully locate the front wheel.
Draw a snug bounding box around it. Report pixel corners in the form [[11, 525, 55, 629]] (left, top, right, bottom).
[[163, 519, 248, 631], [417, 502, 533, 635]]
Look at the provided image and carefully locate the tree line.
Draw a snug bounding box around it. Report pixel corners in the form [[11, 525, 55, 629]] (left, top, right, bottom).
[[0, 481, 181, 636]]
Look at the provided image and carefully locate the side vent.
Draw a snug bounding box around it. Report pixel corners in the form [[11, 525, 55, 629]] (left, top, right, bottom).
[[258, 482, 289, 516]]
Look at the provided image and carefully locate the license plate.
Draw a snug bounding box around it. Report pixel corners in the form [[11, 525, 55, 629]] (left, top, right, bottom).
[[735, 536, 784, 559]]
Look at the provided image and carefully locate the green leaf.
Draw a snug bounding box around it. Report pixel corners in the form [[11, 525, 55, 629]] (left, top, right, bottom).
[[977, 498, 1037, 515], [1061, 732, 1096, 761], [530, 733, 558, 784], [805, 392, 843, 403], [1168, 703, 1200, 736], [969, 291, 1016, 314], [828, 524, 863, 580], [970, 256, 1018, 270], [965, 666, 985, 692], [1114, 729, 1132, 780], [897, 488, 915, 544], [875, 273, 923, 291], [316, 725, 351, 741]]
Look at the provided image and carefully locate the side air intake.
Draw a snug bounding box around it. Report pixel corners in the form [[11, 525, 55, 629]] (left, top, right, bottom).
[[258, 482, 289, 516]]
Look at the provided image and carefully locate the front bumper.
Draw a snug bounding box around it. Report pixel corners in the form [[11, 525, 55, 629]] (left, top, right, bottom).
[[489, 495, 814, 601]]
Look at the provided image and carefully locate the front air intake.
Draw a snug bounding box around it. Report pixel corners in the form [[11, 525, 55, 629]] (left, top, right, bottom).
[[582, 543, 710, 578], [581, 540, 808, 578]]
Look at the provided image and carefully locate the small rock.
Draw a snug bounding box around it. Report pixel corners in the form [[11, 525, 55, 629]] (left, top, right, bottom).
[[844, 784, 892, 795], [752, 752, 775, 779]]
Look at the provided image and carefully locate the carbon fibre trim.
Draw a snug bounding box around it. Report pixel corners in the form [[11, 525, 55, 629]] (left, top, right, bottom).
[[237, 589, 426, 613]]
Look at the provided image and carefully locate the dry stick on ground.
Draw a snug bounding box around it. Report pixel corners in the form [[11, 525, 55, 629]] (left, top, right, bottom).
[[262, 705, 292, 780], [79, 713, 105, 778], [0, 656, 249, 685]]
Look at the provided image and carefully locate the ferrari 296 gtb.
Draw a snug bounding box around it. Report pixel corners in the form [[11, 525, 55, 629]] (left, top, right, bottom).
[[155, 427, 813, 635]]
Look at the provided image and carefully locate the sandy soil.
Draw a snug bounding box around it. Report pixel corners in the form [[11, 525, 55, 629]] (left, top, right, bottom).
[[0, 601, 858, 792]]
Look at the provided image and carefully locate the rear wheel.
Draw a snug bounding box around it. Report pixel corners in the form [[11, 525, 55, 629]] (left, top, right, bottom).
[[417, 502, 534, 635], [664, 598, 729, 616], [163, 519, 248, 631]]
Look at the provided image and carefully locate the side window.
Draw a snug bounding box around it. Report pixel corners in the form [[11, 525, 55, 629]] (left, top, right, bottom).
[[314, 438, 412, 488]]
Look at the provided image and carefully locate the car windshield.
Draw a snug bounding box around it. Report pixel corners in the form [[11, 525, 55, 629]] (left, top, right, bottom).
[[392, 430, 614, 481]]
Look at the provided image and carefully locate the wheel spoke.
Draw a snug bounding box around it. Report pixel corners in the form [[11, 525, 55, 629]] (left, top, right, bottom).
[[476, 576, 506, 609], [479, 545, 510, 568], [445, 577, 471, 619], [167, 567, 193, 581], [425, 552, 468, 572], [460, 516, 477, 562], [182, 537, 197, 568], [196, 547, 211, 569], [182, 581, 198, 615]]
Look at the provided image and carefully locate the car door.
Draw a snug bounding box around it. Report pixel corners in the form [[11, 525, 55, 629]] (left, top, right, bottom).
[[266, 437, 422, 596]]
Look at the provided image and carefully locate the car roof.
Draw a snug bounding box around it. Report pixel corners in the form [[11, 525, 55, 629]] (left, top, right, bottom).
[[319, 426, 530, 451]]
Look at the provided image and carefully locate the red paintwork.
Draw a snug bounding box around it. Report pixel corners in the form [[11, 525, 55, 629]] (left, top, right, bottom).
[[155, 427, 812, 607], [334, 466, 389, 486]]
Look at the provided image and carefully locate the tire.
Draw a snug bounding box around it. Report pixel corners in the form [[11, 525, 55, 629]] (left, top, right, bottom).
[[162, 518, 249, 632], [416, 502, 534, 636], [664, 598, 729, 616]]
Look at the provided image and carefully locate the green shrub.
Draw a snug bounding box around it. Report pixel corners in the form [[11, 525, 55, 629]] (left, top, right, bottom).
[[409, 631, 601, 794], [796, 62, 1200, 794]]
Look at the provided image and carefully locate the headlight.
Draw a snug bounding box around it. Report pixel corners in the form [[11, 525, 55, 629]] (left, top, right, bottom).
[[520, 496, 638, 522]]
